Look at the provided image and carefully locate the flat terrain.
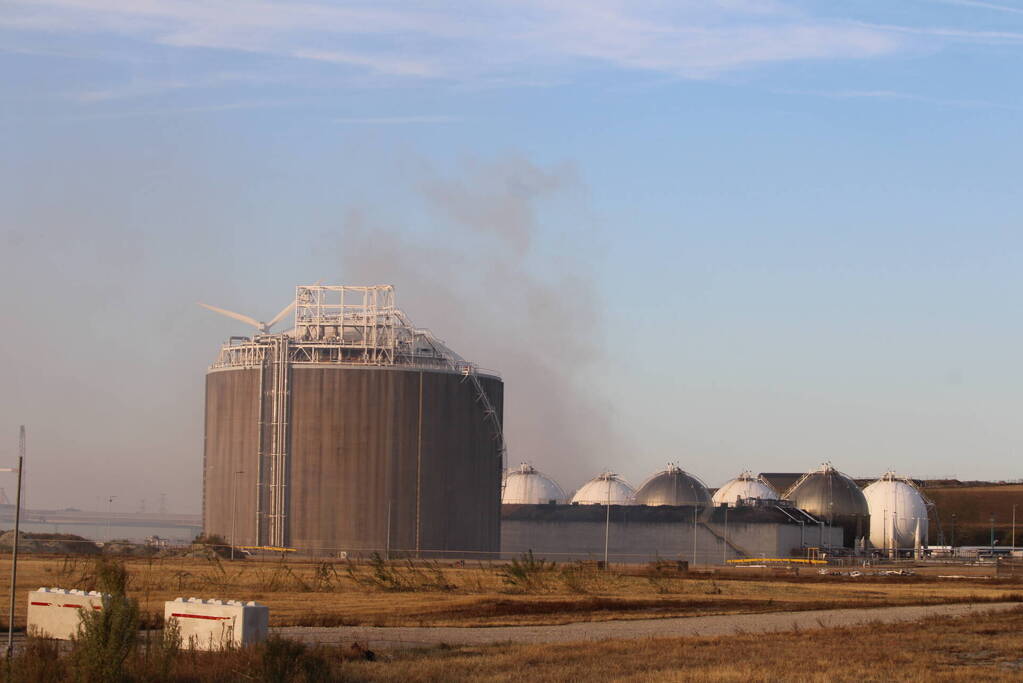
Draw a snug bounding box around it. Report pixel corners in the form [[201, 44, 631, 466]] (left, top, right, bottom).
[[1, 554, 1021, 629], [279, 601, 1021, 649], [338, 606, 1023, 682]]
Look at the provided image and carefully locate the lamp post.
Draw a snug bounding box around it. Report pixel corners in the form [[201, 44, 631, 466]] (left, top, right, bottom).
[[1, 454, 23, 657], [602, 479, 610, 569], [950, 513, 957, 558], [106, 496, 117, 541], [1012, 504, 1017, 557], [231, 470, 244, 561], [722, 505, 728, 565], [990, 513, 996, 556]]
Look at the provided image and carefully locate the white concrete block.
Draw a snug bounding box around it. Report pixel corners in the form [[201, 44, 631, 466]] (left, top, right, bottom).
[[27, 588, 108, 640], [164, 597, 269, 650]]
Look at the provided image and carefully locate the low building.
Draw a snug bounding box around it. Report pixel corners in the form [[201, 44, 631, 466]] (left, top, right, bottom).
[[500, 502, 843, 564]]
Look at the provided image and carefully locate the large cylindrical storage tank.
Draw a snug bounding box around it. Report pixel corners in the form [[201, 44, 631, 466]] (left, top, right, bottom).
[[202, 285, 505, 558], [634, 465, 711, 507], [712, 471, 778, 507], [502, 464, 567, 505], [785, 464, 869, 548], [571, 472, 635, 505], [862, 473, 929, 551]]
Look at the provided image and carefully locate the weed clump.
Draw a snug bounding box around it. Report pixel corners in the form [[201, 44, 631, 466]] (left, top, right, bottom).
[[501, 551, 555, 591]]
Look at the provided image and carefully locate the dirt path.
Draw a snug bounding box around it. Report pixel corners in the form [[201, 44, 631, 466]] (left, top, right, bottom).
[[276, 602, 1020, 650]]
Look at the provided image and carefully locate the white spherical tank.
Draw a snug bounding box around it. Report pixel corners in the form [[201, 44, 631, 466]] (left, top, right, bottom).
[[712, 471, 779, 507], [862, 473, 929, 550], [571, 471, 636, 505], [502, 463, 567, 504]]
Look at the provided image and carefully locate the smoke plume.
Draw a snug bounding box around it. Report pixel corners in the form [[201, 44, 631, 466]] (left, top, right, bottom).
[[334, 155, 618, 491]]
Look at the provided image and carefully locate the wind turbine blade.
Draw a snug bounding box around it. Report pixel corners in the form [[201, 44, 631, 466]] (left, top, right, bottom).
[[266, 300, 296, 329], [197, 302, 263, 330]]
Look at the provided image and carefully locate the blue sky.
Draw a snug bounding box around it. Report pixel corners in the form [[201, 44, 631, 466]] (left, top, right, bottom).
[[2, 1, 1023, 511]]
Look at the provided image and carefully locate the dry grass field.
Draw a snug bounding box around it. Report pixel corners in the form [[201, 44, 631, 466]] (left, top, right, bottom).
[[1, 553, 1020, 629], [340, 605, 1023, 682]]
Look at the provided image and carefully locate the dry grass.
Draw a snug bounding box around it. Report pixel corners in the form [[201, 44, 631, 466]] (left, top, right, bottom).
[[1, 553, 1020, 629], [344, 606, 1023, 682]]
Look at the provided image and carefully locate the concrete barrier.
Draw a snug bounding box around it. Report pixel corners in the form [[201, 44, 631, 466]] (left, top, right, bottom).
[[27, 588, 107, 640], [164, 598, 269, 650]]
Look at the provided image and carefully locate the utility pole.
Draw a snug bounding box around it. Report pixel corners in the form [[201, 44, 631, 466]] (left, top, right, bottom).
[[106, 496, 117, 541], [951, 513, 957, 557], [990, 513, 996, 556], [4, 426, 25, 656]]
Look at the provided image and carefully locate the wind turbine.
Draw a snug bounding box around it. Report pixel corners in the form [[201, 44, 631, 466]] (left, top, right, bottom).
[[197, 298, 295, 335], [198, 281, 323, 335]]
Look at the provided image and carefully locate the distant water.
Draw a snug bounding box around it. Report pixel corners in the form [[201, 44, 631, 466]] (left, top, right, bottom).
[[9, 521, 201, 544]]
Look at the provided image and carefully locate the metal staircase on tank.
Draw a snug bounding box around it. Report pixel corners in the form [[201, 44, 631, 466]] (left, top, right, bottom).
[[459, 364, 508, 474], [698, 520, 752, 560]]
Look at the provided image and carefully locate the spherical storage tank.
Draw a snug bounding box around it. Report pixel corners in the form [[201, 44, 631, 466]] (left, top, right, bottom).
[[502, 464, 567, 504], [634, 464, 711, 507], [712, 471, 779, 507], [201, 285, 505, 556], [785, 463, 869, 547], [571, 472, 635, 505], [862, 473, 929, 550]]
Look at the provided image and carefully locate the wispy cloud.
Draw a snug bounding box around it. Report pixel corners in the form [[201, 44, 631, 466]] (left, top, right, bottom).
[[5, 0, 908, 82], [778, 87, 1023, 109], [333, 115, 460, 124], [934, 0, 1023, 16]]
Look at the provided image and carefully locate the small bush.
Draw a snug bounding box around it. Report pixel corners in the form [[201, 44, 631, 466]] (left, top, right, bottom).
[[69, 558, 140, 682], [500, 550, 554, 590]]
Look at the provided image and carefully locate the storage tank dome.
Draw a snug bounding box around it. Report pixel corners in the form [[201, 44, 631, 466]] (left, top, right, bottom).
[[634, 464, 711, 507], [502, 463, 567, 505], [785, 463, 869, 546], [711, 471, 779, 507], [862, 472, 929, 550], [570, 471, 636, 505]]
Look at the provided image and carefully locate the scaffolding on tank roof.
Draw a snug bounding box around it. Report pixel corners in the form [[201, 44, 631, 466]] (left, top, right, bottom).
[[201, 284, 508, 548]]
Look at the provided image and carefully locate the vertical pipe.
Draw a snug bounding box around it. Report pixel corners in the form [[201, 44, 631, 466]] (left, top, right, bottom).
[[386, 501, 392, 560], [415, 372, 423, 557], [6, 454, 23, 657]]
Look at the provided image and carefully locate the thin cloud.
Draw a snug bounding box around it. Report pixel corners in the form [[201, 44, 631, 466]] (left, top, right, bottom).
[[778, 87, 1023, 109], [5, 0, 908, 82], [934, 0, 1023, 15], [333, 115, 460, 124]]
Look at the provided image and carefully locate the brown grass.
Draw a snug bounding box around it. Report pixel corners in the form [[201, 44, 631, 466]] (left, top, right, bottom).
[[344, 606, 1023, 682], [1, 553, 1020, 629], [11, 605, 1021, 681]]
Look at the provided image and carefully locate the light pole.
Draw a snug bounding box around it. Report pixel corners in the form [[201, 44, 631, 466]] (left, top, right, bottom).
[[950, 513, 957, 557], [722, 505, 728, 565], [1012, 504, 1017, 556], [602, 481, 610, 570], [231, 470, 244, 561], [990, 513, 996, 556], [1, 452, 24, 657], [106, 496, 117, 541]]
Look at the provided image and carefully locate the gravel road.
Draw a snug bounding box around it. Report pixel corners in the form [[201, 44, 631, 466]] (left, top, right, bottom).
[[276, 602, 1020, 650]]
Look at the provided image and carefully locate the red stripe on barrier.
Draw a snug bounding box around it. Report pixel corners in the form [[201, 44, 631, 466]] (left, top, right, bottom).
[[30, 602, 52, 606], [170, 613, 231, 621], [62, 604, 83, 609]]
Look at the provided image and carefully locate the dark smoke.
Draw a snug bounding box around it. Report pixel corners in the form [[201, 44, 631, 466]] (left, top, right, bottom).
[[334, 155, 617, 491]]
